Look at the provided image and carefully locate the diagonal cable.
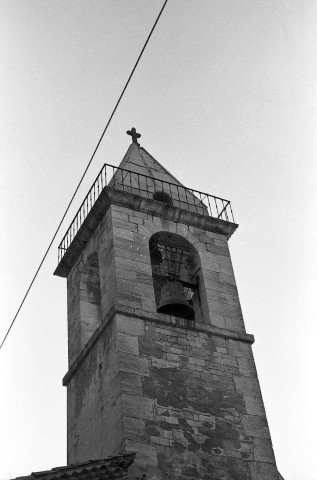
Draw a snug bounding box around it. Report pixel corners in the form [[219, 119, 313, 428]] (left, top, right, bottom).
[[0, 0, 168, 350]]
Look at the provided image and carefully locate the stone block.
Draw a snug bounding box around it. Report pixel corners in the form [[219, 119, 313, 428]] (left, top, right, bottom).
[[137, 224, 154, 239], [241, 414, 270, 439], [136, 271, 153, 285], [120, 372, 143, 396], [128, 215, 144, 225], [188, 357, 205, 367], [220, 263, 235, 275], [117, 291, 142, 309], [176, 223, 189, 237], [150, 436, 170, 446], [141, 297, 157, 313], [131, 252, 149, 264], [206, 243, 230, 257], [166, 353, 180, 362], [213, 254, 233, 267], [133, 232, 149, 245], [129, 210, 149, 219], [227, 340, 253, 359], [111, 209, 129, 221], [119, 352, 149, 376], [209, 313, 226, 329], [224, 315, 246, 332], [123, 416, 146, 442], [135, 283, 154, 297], [116, 269, 137, 281], [216, 347, 227, 354], [143, 219, 161, 235], [249, 461, 280, 480], [215, 356, 237, 367], [116, 278, 137, 295], [124, 440, 158, 468], [117, 316, 144, 337], [238, 357, 257, 377], [122, 394, 154, 420], [203, 277, 228, 292], [111, 204, 134, 216], [234, 376, 262, 398], [112, 218, 138, 231], [115, 256, 136, 272], [219, 273, 237, 285], [112, 227, 135, 241], [132, 241, 150, 255], [208, 300, 243, 318], [206, 290, 241, 306], [113, 247, 132, 260], [139, 336, 164, 359], [253, 437, 276, 463], [244, 395, 266, 416], [117, 332, 139, 355], [214, 238, 228, 247]]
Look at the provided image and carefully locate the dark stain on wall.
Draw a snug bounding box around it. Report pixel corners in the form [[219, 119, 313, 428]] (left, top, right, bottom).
[[142, 364, 249, 478], [143, 366, 244, 418]]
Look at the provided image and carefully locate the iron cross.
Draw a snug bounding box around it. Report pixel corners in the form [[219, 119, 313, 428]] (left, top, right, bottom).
[[127, 127, 141, 145]]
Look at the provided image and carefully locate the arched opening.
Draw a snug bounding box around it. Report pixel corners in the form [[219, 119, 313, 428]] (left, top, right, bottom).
[[79, 252, 102, 347], [149, 232, 203, 321]]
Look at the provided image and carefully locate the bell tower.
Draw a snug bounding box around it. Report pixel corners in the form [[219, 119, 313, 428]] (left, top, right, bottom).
[[54, 130, 280, 479]]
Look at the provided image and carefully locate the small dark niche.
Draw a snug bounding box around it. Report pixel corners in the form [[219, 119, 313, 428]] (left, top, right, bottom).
[[153, 191, 173, 205]]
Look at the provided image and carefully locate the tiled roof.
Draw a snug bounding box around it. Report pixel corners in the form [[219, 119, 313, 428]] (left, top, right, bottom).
[[12, 453, 135, 480]]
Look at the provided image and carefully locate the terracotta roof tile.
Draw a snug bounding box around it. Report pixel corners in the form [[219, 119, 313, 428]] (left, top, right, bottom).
[[12, 453, 135, 480]]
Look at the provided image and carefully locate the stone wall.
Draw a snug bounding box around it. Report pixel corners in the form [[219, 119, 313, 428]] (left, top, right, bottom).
[[65, 310, 279, 479], [116, 313, 279, 480], [64, 202, 279, 479]]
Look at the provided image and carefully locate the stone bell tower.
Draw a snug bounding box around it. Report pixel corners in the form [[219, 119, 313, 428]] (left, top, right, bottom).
[[54, 129, 280, 479]]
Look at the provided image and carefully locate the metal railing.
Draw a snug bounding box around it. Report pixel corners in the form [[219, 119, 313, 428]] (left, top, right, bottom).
[[58, 163, 235, 262]]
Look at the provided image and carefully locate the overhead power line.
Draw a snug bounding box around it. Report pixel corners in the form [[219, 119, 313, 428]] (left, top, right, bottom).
[[0, 0, 169, 351]]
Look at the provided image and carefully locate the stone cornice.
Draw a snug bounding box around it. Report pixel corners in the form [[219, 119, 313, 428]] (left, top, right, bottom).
[[54, 187, 238, 278], [62, 306, 254, 387]]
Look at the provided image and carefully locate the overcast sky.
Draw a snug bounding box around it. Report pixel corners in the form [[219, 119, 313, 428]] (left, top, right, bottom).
[[0, 1, 316, 479]]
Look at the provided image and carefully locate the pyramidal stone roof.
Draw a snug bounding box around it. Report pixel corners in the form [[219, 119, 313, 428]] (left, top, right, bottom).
[[11, 453, 135, 480], [118, 142, 186, 187], [112, 142, 208, 216]]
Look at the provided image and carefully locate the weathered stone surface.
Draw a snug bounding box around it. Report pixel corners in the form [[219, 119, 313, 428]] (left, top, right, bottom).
[[249, 461, 280, 480], [244, 395, 266, 416], [117, 371, 143, 397], [119, 352, 149, 376], [139, 336, 164, 359], [234, 376, 262, 398], [253, 437, 276, 463], [237, 357, 257, 377], [123, 416, 146, 443], [122, 394, 154, 420], [227, 339, 253, 359], [117, 332, 139, 355], [116, 314, 144, 336], [241, 414, 270, 439]]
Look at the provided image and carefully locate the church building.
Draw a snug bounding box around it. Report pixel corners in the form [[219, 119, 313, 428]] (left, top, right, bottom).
[[15, 129, 282, 479]]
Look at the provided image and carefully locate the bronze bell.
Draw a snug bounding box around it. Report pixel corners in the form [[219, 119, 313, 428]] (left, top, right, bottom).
[[157, 280, 195, 319]]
